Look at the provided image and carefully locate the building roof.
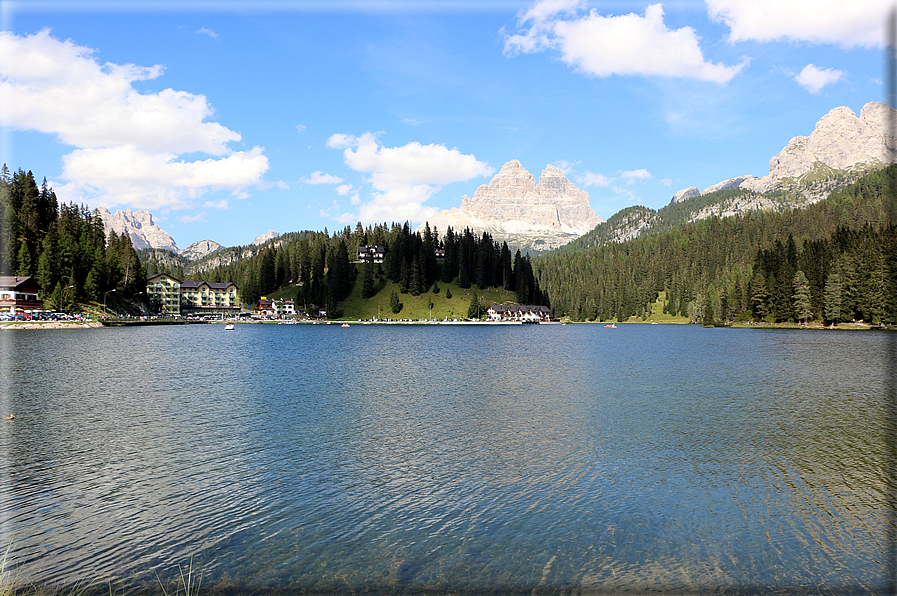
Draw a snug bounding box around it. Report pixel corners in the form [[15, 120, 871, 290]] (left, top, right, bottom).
[[180, 281, 207, 289], [488, 304, 549, 313], [147, 273, 183, 283], [0, 276, 41, 290], [180, 281, 238, 290]]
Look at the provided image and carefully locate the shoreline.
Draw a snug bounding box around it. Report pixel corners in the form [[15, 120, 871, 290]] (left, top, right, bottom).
[[0, 319, 890, 331], [0, 321, 104, 330]]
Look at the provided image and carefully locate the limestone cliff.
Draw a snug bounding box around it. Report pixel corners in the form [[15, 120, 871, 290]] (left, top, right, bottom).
[[672, 101, 897, 206], [97, 207, 179, 253], [181, 239, 224, 261], [420, 160, 602, 253], [253, 230, 280, 246]]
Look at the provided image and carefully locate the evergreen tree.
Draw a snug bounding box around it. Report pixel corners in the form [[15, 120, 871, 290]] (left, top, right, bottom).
[[410, 254, 423, 296], [703, 300, 715, 325], [750, 273, 770, 320], [467, 290, 483, 319], [792, 270, 812, 324], [327, 239, 352, 301], [390, 289, 403, 314], [361, 262, 376, 299], [16, 238, 31, 276], [84, 267, 100, 302], [824, 273, 842, 325]]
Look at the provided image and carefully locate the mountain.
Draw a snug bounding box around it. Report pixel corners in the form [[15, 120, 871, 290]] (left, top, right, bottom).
[[97, 207, 180, 252], [419, 160, 602, 254], [560, 101, 897, 255], [180, 239, 224, 260], [672, 101, 897, 209], [253, 230, 280, 245]]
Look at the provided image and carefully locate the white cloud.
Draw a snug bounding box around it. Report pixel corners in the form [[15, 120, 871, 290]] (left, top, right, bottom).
[[296, 124, 306, 134], [333, 212, 358, 225], [553, 159, 580, 173], [204, 199, 230, 210], [707, 0, 887, 48], [335, 184, 362, 205], [504, 2, 746, 83], [327, 132, 493, 224], [794, 64, 844, 94], [178, 212, 207, 223], [303, 171, 344, 185], [613, 186, 641, 204], [577, 171, 613, 187], [621, 168, 652, 183], [0, 30, 268, 210], [58, 145, 268, 210], [660, 178, 672, 187], [196, 28, 218, 39]]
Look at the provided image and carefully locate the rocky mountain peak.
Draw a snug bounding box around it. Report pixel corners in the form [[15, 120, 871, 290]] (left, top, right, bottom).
[[252, 230, 280, 246], [671, 101, 897, 207], [181, 239, 224, 260], [767, 102, 896, 179], [97, 207, 179, 253], [421, 160, 602, 253]]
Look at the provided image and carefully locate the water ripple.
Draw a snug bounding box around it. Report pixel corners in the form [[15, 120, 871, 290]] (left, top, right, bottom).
[[0, 324, 891, 593]]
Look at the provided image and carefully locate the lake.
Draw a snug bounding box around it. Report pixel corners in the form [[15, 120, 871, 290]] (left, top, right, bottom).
[[0, 323, 893, 594]]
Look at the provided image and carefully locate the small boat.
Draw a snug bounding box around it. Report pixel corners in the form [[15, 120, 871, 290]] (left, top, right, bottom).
[[341, 323, 350, 328], [225, 323, 235, 330], [604, 323, 616, 328]]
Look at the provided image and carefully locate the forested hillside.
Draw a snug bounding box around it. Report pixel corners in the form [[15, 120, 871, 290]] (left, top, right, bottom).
[[0, 166, 145, 310], [536, 166, 897, 324], [149, 221, 543, 316], [557, 167, 880, 255]]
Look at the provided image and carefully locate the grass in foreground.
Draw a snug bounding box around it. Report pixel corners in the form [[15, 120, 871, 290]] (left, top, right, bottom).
[[1, 547, 203, 596]]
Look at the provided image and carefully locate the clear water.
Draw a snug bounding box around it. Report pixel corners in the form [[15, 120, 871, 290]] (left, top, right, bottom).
[[0, 324, 893, 594]]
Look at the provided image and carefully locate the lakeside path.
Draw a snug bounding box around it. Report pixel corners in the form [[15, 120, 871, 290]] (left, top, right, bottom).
[[0, 321, 104, 330]]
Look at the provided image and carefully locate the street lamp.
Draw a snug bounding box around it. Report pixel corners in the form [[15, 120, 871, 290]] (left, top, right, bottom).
[[103, 288, 116, 318], [63, 285, 75, 312]]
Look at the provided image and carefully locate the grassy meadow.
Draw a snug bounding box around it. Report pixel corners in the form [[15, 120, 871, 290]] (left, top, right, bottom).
[[268, 263, 523, 321]]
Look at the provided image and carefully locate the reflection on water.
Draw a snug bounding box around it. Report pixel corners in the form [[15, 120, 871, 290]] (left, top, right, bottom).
[[0, 324, 892, 594]]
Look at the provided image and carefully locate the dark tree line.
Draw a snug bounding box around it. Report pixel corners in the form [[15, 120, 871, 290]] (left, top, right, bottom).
[[0, 165, 145, 309], [158, 220, 545, 314], [537, 165, 897, 324], [381, 223, 543, 305]]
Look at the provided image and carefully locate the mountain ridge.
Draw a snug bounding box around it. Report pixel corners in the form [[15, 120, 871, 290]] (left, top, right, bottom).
[[109, 100, 896, 261], [418, 159, 603, 254]]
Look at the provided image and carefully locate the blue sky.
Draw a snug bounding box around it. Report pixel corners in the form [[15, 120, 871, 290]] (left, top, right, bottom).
[[0, 0, 892, 248]]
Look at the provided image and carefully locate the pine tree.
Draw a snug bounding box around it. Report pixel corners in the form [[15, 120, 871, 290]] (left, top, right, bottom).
[[410, 254, 423, 296], [467, 290, 482, 319], [792, 270, 812, 324], [16, 238, 31, 276], [390, 289, 403, 314], [703, 300, 715, 325], [824, 273, 842, 325], [361, 262, 376, 299], [750, 273, 770, 320]]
